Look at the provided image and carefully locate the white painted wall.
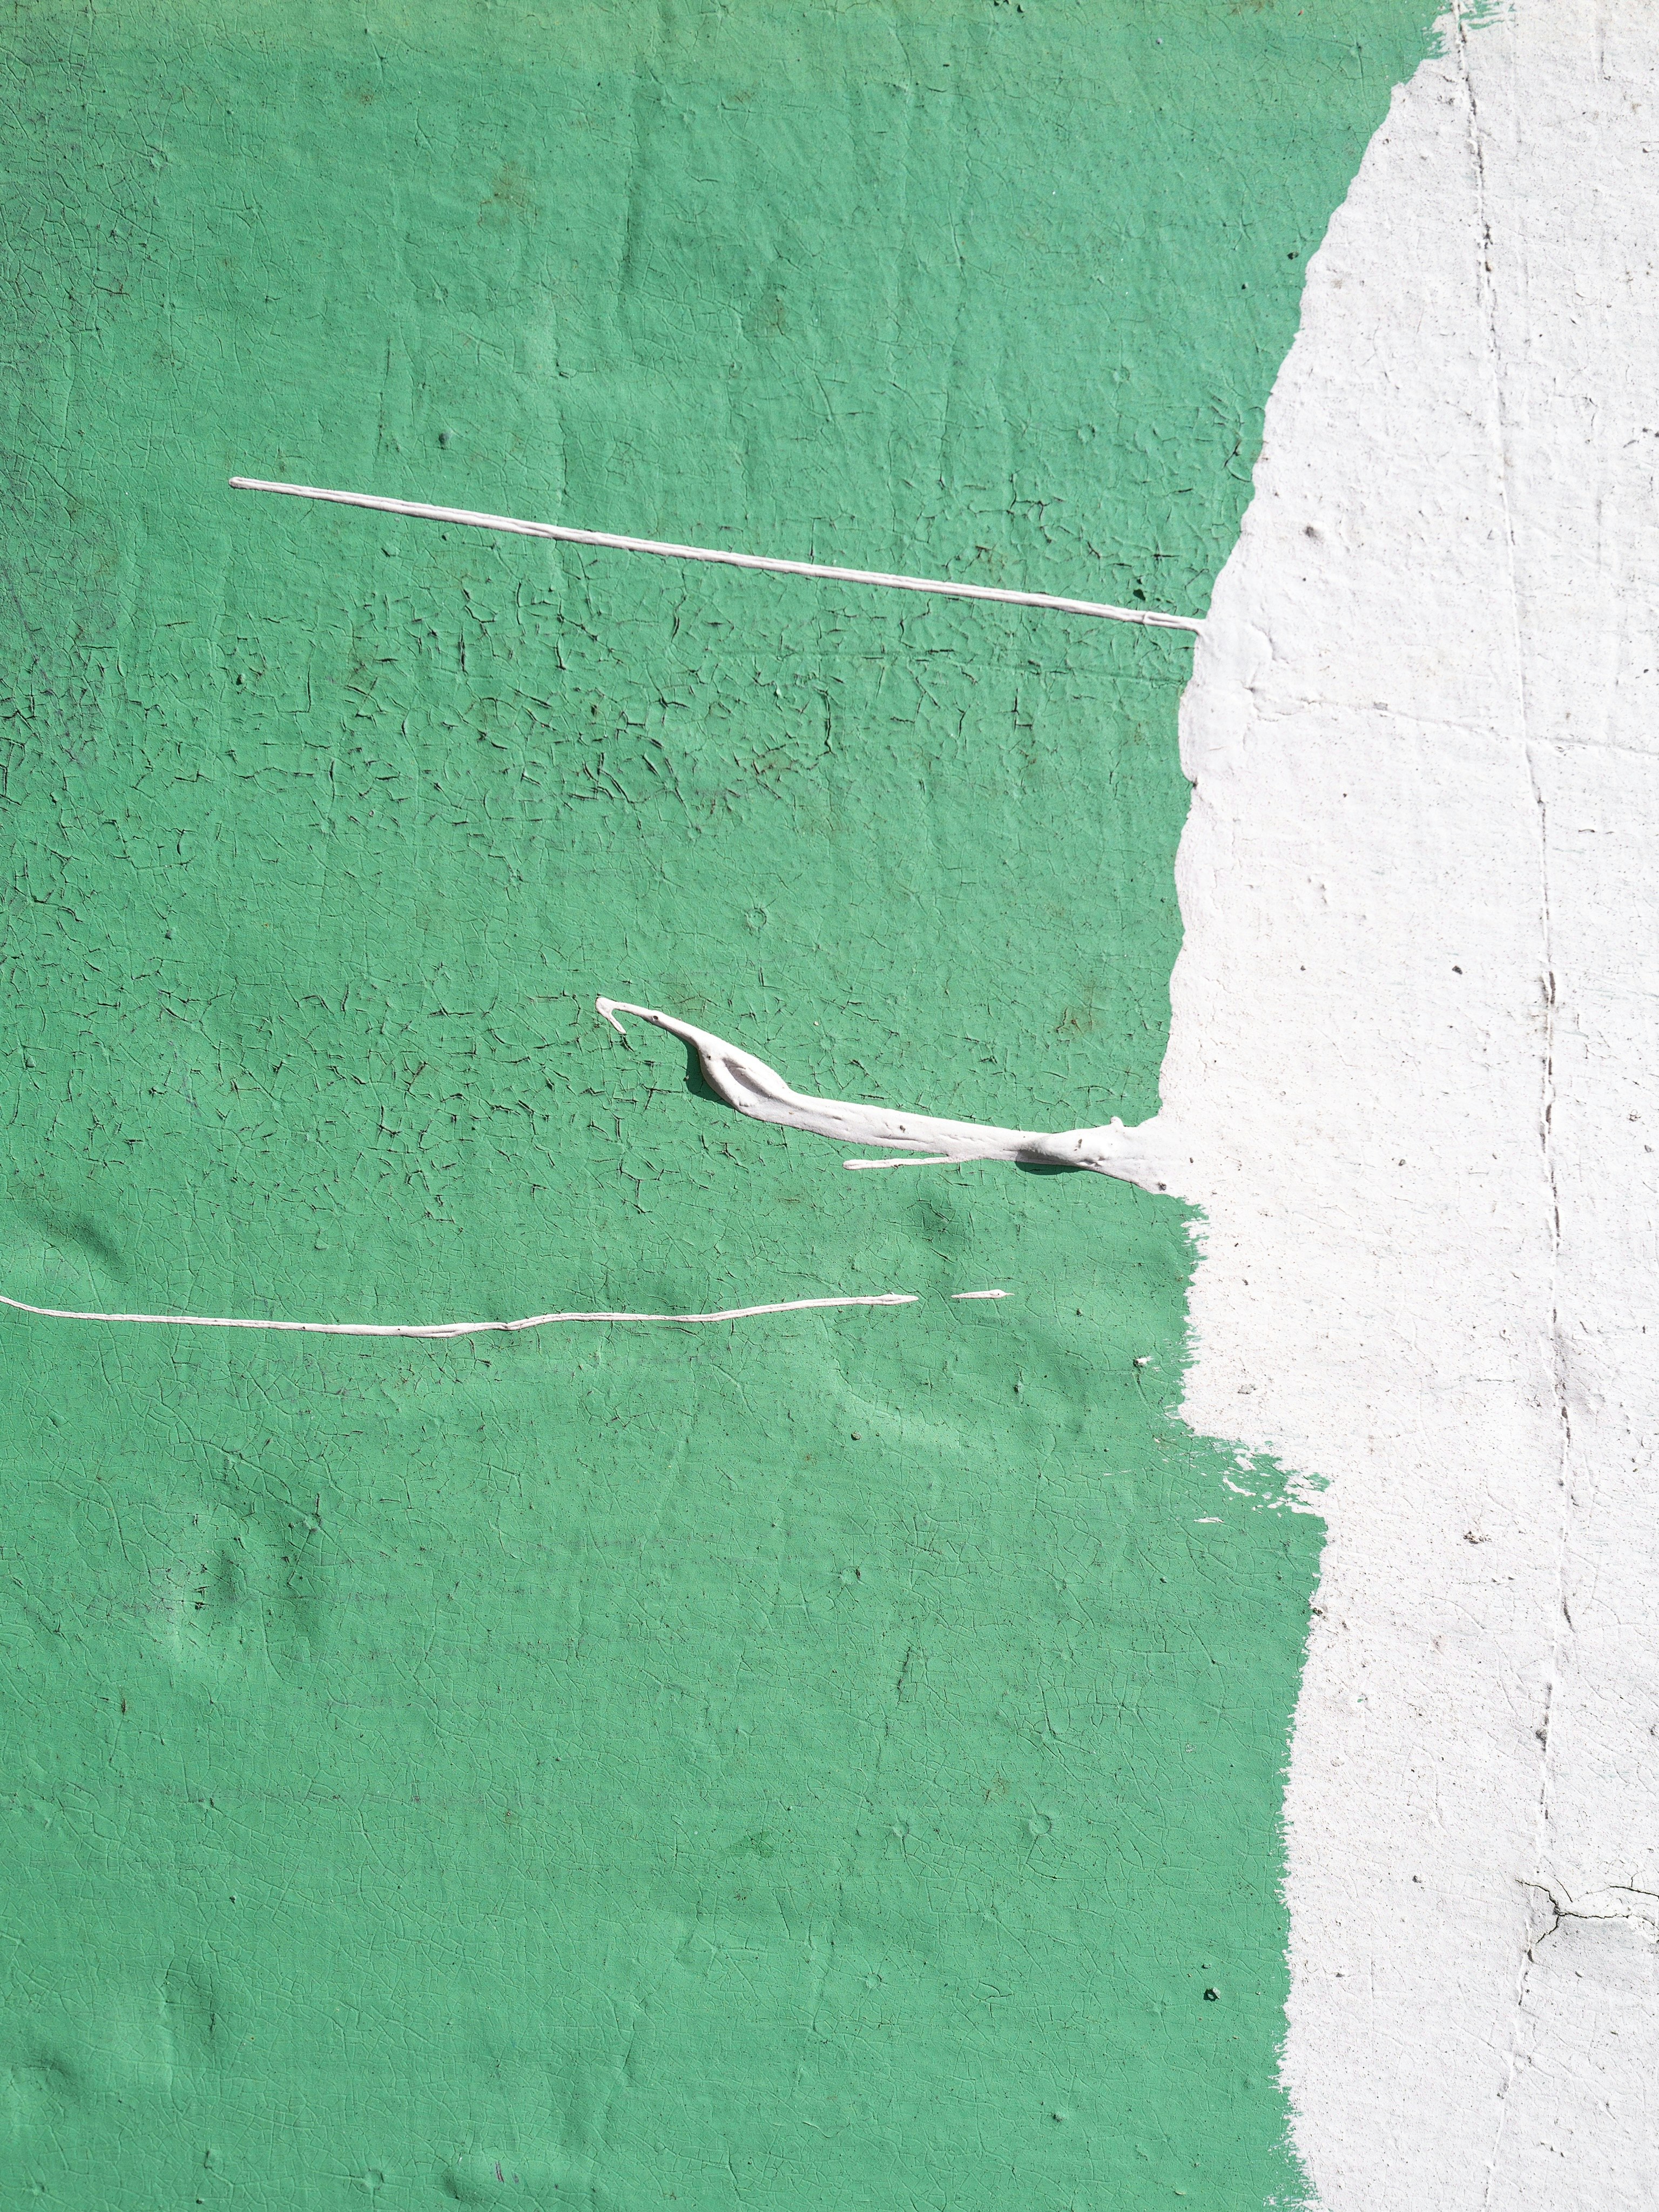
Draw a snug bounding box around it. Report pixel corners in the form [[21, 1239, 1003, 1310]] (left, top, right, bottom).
[[1155, 5, 1659, 2202]]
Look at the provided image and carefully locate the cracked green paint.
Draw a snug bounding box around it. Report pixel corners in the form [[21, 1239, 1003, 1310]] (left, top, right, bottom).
[[0, 4, 1434, 2205]]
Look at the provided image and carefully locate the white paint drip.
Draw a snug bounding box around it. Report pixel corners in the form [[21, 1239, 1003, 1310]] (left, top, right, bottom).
[[1152, 5, 1659, 2202], [228, 477, 1203, 632], [597, 997, 1172, 1185], [0, 1288, 939, 1338]]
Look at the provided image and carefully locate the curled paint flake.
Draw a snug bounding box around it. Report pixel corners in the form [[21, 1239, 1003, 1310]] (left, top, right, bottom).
[[598, 997, 1170, 1186]]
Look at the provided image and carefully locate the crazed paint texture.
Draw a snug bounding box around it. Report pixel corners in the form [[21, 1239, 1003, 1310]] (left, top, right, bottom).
[[0, 6, 1432, 2205]]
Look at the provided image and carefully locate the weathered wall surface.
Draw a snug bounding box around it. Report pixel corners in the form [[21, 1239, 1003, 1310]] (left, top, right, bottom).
[[1165, 4, 1659, 2202], [0, 6, 1437, 2209]]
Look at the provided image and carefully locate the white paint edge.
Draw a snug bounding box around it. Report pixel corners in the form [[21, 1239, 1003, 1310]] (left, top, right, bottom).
[[1155, 4, 1659, 2202]]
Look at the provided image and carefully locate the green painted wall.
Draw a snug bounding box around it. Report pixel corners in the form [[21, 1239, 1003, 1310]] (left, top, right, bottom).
[[0, 5, 1433, 2205]]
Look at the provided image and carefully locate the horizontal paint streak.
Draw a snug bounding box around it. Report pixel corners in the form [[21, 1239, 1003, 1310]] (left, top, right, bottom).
[[0, 1287, 935, 1338], [230, 477, 1205, 632]]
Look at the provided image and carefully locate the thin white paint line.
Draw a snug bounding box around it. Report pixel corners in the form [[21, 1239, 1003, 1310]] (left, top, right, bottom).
[[950, 1289, 1009, 1300], [0, 1288, 918, 1339], [844, 1156, 981, 1170], [229, 477, 1204, 633]]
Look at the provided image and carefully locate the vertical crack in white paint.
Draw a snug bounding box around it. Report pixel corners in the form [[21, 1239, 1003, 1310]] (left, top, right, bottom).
[[1156, 3, 1659, 2202], [1451, 8, 1575, 2198]]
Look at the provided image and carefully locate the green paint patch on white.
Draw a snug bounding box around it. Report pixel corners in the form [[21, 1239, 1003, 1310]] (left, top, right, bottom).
[[1159, 3, 1659, 2202]]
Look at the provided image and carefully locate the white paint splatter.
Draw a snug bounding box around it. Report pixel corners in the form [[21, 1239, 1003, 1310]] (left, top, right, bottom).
[[1153, 4, 1659, 2202]]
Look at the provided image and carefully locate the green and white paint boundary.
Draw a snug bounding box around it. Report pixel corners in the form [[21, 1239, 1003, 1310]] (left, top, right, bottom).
[[1164, 5, 1659, 2200]]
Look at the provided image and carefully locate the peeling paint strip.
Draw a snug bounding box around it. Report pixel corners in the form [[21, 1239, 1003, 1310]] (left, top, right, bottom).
[[0, 1289, 930, 1339], [229, 477, 1204, 632], [598, 996, 1169, 1187]]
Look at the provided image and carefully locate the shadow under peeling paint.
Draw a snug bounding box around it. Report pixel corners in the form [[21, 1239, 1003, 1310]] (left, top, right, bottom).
[[0, 3, 1438, 2206]]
